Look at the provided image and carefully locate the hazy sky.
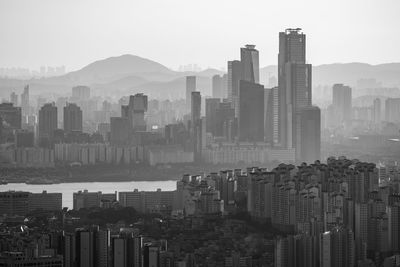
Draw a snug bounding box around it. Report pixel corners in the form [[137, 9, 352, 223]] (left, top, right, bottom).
[[1, 0, 399, 71]]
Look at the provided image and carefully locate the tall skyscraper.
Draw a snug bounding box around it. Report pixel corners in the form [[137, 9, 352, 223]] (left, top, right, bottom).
[[373, 98, 381, 124], [38, 103, 57, 144], [240, 44, 259, 83], [278, 28, 313, 159], [191, 91, 201, 124], [238, 80, 264, 142], [227, 60, 242, 117], [296, 106, 321, 163], [205, 98, 220, 135], [111, 233, 143, 267], [212, 75, 222, 99], [186, 76, 196, 113], [0, 103, 22, 130], [64, 103, 83, 133], [10, 92, 18, 107], [21, 84, 30, 117], [332, 83, 352, 127]]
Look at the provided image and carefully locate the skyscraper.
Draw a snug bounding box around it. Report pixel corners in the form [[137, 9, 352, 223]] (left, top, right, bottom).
[[238, 80, 264, 142], [373, 98, 381, 124], [277, 28, 313, 156], [240, 44, 259, 83], [38, 103, 57, 144], [21, 85, 30, 117], [64, 103, 83, 133], [332, 83, 352, 127], [10, 92, 18, 107], [75, 226, 110, 267], [186, 76, 196, 113], [191, 91, 201, 124], [205, 98, 220, 135], [227, 60, 242, 117], [124, 93, 148, 132], [385, 98, 400, 123], [212, 75, 222, 99], [296, 106, 321, 163]]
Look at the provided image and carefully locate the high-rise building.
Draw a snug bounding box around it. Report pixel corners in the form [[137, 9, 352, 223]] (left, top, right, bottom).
[[321, 227, 355, 267], [123, 94, 148, 132], [240, 44, 259, 83], [205, 98, 220, 135], [38, 103, 57, 145], [373, 98, 381, 124], [277, 28, 313, 153], [111, 233, 143, 267], [72, 86, 90, 100], [227, 60, 242, 117], [212, 75, 223, 99], [215, 101, 235, 140], [331, 83, 352, 127], [110, 117, 130, 145], [296, 106, 321, 163], [64, 103, 83, 133], [186, 76, 196, 113], [75, 226, 110, 267], [385, 98, 400, 123], [15, 130, 34, 147], [191, 91, 201, 125], [21, 85, 30, 117], [238, 80, 264, 142], [10, 92, 18, 106], [28, 191, 62, 212], [0, 103, 22, 131]]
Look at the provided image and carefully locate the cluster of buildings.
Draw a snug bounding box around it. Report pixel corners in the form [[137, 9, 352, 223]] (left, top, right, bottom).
[[2, 156, 400, 265], [0, 28, 321, 170]]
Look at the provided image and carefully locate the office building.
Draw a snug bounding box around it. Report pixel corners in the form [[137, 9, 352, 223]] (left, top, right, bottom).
[[331, 83, 352, 127], [0, 252, 63, 267], [64, 103, 83, 133], [38, 103, 57, 145], [296, 106, 321, 163], [227, 60, 242, 117], [21, 85, 30, 116], [215, 101, 235, 140], [240, 44, 259, 83], [278, 28, 312, 149], [72, 86, 90, 100], [205, 98, 220, 135], [238, 80, 264, 142], [186, 76, 196, 113], [191, 91, 201, 125]]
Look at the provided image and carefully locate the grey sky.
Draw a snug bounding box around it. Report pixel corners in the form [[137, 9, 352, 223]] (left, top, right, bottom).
[[1, 0, 399, 71]]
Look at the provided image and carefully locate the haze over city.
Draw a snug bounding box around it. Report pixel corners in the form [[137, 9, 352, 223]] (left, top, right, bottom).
[[1, 0, 400, 71], [2, 1, 400, 267]]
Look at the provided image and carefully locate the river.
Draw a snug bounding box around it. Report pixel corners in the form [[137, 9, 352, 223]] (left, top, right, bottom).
[[0, 181, 177, 210]]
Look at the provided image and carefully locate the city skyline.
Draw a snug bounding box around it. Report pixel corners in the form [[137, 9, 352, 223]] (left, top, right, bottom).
[[1, 0, 400, 71]]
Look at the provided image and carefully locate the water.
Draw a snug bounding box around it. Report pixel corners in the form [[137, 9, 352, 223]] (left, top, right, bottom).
[[0, 181, 177, 209]]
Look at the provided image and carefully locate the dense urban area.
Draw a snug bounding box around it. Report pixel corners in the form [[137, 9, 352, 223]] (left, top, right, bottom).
[[1, 28, 400, 267]]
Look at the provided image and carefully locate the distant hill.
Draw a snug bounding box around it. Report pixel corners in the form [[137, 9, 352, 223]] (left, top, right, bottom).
[[1, 55, 400, 100]]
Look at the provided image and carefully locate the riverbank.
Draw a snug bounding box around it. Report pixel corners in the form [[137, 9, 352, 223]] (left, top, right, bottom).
[[0, 162, 253, 184]]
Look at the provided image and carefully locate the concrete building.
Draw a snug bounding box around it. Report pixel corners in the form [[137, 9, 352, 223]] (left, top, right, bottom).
[[240, 44, 259, 83], [296, 106, 321, 163], [385, 98, 400, 123], [0, 191, 29, 216], [28, 191, 62, 212], [205, 98, 220, 136], [227, 60, 242, 117], [72, 85, 90, 100], [238, 80, 264, 142], [331, 83, 352, 127], [38, 103, 57, 145], [64, 103, 83, 133], [186, 76, 196, 113]]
